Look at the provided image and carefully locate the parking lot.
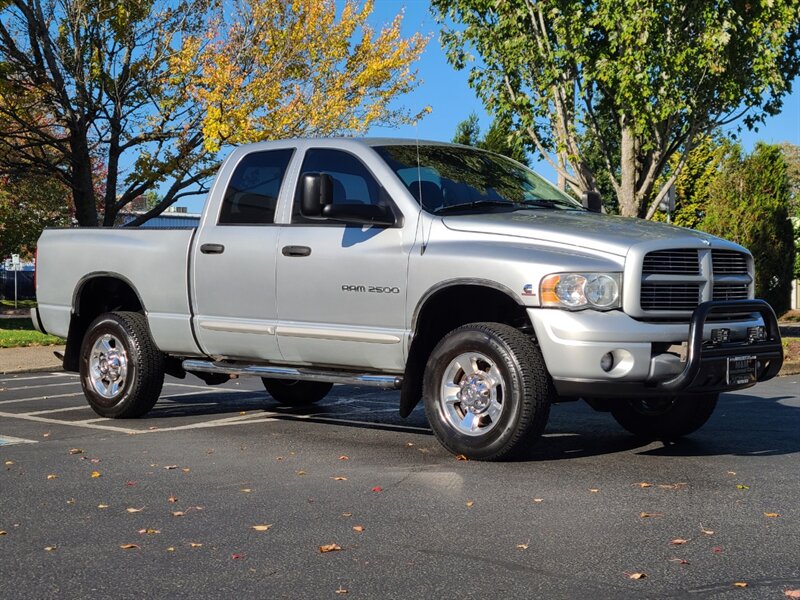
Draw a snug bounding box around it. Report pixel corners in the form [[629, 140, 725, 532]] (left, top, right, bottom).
[[1, 371, 799, 599]]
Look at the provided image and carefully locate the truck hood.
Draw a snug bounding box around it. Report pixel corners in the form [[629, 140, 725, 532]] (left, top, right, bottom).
[[441, 210, 718, 257]]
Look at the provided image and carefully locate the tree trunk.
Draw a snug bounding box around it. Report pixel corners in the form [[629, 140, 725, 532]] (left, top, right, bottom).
[[69, 131, 99, 227], [618, 121, 638, 217]]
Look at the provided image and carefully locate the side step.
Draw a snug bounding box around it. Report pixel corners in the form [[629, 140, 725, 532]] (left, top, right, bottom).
[[182, 359, 403, 389]]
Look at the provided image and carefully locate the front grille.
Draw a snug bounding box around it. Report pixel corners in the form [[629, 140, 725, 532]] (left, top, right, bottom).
[[713, 284, 749, 301], [712, 250, 748, 274], [641, 283, 701, 310], [637, 248, 750, 315], [642, 249, 699, 275]]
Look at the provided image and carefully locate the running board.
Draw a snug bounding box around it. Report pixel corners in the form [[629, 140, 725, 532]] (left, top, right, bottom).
[[182, 359, 403, 389]]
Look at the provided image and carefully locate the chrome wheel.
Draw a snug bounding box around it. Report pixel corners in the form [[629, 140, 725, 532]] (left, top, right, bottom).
[[440, 351, 505, 436], [89, 333, 128, 399]]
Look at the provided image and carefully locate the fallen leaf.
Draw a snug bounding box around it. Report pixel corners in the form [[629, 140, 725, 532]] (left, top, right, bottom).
[[712, 547, 723, 553], [335, 586, 348, 595], [341, 512, 353, 518], [44, 546, 56, 551], [42, 432, 50, 438], [466, 501, 475, 508], [727, 471, 737, 476], [332, 476, 348, 481], [171, 511, 185, 517], [181, 468, 190, 473], [658, 482, 688, 490], [764, 512, 780, 518], [252, 525, 272, 532], [625, 572, 647, 580], [516, 542, 530, 550], [189, 542, 203, 548], [164, 465, 178, 470], [589, 488, 600, 493], [339, 456, 349, 460], [191, 506, 204, 511], [640, 512, 664, 518], [0, 531, 7, 535], [167, 496, 178, 504], [166, 547, 175, 552], [3, 460, 13, 465], [46, 474, 58, 480], [670, 539, 689, 545], [231, 553, 244, 560], [533, 498, 544, 503], [784, 590, 800, 599], [455, 454, 468, 461], [68, 448, 83, 455], [120, 544, 140, 550], [406, 442, 414, 447], [239, 411, 246, 415], [319, 543, 342, 553], [352, 526, 365, 533], [669, 558, 690, 565], [700, 524, 714, 535], [240, 488, 252, 493], [635, 482, 652, 488], [125, 481, 136, 486], [91, 471, 101, 478], [90, 458, 101, 464], [296, 470, 306, 476], [126, 507, 143, 514], [97, 504, 109, 509], [736, 484, 750, 490], [276, 456, 284, 461], [734, 582, 748, 588], [138, 528, 160, 535], [371, 486, 382, 492]]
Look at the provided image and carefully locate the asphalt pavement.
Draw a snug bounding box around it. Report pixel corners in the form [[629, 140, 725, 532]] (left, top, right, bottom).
[[0, 371, 798, 599]]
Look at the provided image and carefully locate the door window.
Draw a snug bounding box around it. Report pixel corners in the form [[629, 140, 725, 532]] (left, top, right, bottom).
[[219, 149, 294, 225]]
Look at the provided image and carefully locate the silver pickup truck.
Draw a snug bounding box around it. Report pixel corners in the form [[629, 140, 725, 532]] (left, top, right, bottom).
[[33, 138, 784, 460]]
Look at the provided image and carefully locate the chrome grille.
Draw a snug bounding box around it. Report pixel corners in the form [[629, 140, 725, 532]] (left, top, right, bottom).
[[642, 249, 699, 275], [713, 284, 749, 301], [641, 283, 701, 311], [712, 250, 748, 274]]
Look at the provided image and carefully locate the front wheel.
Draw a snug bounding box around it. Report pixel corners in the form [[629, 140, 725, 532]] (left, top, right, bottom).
[[610, 393, 719, 439], [423, 322, 554, 461], [79, 312, 165, 418]]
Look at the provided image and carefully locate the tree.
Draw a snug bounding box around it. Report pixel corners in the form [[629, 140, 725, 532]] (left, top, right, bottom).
[[432, 0, 800, 218], [701, 143, 795, 313], [777, 143, 800, 279], [0, 173, 71, 258], [452, 112, 529, 165], [0, 0, 427, 227]]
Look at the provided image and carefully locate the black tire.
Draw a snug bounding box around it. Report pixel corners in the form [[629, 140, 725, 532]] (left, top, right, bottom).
[[610, 393, 719, 439], [79, 311, 165, 418], [422, 322, 554, 461], [262, 379, 333, 406]]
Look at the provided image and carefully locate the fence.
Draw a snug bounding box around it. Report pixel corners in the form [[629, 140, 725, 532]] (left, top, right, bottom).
[[0, 268, 35, 301]]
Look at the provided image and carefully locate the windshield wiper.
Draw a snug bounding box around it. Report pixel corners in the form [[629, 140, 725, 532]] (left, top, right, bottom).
[[433, 200, 516, 214], [518, 199, 581, 209]]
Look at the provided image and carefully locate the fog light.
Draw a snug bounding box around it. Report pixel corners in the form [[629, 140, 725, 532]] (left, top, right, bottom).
[[747, 326, 767, 342], [600, 352, 614, 372]]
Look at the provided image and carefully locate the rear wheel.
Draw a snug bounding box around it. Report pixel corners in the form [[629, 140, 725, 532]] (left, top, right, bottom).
[[610, 393, 719, 439], [261, 379, 333, 406], [423, 322, 553, 461], [79, 311, 165, 418]]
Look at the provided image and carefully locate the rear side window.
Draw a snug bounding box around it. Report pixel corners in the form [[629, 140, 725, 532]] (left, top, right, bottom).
[[219, 149, 294, 225]]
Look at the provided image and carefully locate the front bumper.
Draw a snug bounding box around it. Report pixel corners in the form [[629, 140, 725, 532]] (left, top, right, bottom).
[[529, 300, 783, 398]]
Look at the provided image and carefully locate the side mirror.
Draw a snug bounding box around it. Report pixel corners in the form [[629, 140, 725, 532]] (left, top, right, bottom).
[[581, 190, 602, 213], [300, 173, 333, 218]]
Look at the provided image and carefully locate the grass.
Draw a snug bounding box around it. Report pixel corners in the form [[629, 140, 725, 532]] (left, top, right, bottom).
[[0, 299, 38, 313], [0, 317, 64, 348]]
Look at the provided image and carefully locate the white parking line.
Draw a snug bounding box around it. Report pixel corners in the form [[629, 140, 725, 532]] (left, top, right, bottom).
[[0, 411, 138, 434], [0, 392, 86, 405], [0, 382, 80, 392], [0, 434, 38, 446], [0, 373, 72, 384], [26, 405, 94, 416]]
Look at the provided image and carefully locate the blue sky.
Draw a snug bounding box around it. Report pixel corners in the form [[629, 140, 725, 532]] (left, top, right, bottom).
[[182, 0, 800, 212]]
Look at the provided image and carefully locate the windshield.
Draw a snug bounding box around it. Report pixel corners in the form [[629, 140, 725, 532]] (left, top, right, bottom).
[[373, 144, 583, 214]]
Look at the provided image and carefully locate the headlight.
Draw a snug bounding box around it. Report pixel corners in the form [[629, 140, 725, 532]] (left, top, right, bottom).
[[540, 272, 621, 310]]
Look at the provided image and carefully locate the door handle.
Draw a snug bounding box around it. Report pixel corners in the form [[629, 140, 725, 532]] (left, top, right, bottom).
[[200, 243, 225, 254], [282, 245, 311, 257]]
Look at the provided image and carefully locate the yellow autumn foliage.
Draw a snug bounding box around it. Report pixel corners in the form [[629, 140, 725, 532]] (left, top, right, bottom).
[[170, 0, 429, 152]]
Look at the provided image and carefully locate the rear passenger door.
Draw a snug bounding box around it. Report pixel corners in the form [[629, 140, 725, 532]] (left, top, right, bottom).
[[192, 148, 293, 360]]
